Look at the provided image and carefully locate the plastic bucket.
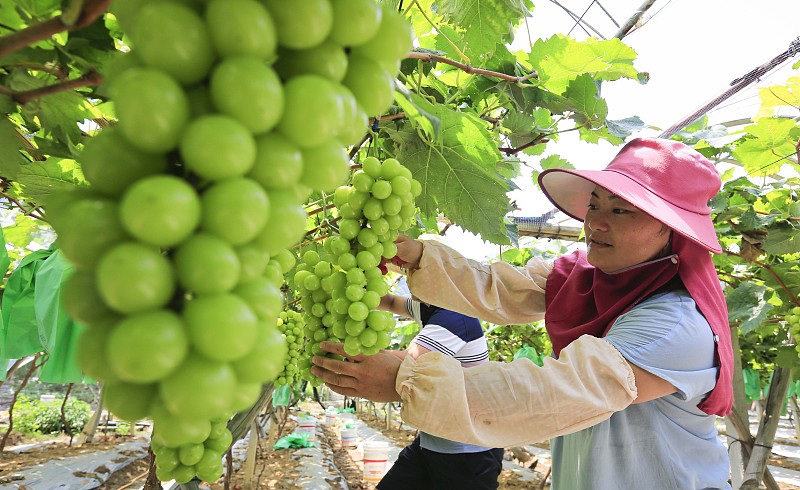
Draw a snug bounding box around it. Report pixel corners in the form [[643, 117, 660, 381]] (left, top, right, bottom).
[[325, 412, 338, 425], [296, 416, 317, 442], [340, 427, 357, 448], [362, 441, 389, 483]]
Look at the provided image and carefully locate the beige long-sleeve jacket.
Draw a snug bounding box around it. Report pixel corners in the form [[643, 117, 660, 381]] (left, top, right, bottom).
[[395, 240, 637, 448]]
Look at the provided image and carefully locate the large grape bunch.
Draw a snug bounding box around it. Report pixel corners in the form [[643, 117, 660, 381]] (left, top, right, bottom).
[[294, 156, 421, 380], [50, 0, 413, 484], [274, 309, 306, 387]]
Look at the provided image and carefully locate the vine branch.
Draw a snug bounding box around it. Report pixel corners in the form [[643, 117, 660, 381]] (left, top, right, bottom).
[[0, 69, 102, 106], [0, 0, 111, 59], [406, 51, 538, 83], [725, 250, 800, 307]]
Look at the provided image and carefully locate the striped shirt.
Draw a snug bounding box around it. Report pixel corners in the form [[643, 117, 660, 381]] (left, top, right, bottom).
[[405, 298, 494, 453]]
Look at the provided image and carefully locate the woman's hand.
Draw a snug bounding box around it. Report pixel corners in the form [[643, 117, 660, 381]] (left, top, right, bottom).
[[394, 234, 423, 269], [311, 341, 403, 402]]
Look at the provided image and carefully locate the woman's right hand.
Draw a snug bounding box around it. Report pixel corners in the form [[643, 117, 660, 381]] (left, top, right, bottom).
[[394, 234, 423, 269]]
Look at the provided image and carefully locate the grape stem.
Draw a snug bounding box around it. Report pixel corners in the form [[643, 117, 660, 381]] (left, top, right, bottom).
[[0, 0, 111, 59], [405, 51, 538, 83], [0, 69, 102, 106]]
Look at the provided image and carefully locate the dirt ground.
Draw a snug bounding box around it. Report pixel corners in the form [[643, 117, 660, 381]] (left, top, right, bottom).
[[2, 415, 800, 489]]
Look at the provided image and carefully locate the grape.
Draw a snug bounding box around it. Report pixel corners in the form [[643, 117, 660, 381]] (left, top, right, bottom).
[[107, 310, 189, 383], [205, 0, 277, 59], [96, 242, 175, 314], [262, 0, 333, 49], [179, 115, 256, 180], [120, 175, 202, 247], [275, 41, 349, 82], [278, 75, 345, 148], [300, 139, 350, 192], [111, 68, 190, 154], [183, 293, 259, 362], [130, 2, 214, 85], [79, 128, 165, 197], [175, 233, 241, 294], [200, 177, 269, 245], [329, 0, 382, 47], [343, 55, 395, 116], [249, 132, 304, 189], [210, 55, 283, 134]]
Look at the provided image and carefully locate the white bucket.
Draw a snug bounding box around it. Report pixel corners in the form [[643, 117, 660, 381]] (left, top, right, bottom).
[[325, 412, 338, 425], [296, 416, 317, 442], [362, 441, 389, 483], [340, 427, 357, 448]]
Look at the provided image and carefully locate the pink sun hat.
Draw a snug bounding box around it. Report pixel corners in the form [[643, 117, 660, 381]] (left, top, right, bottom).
[[538, 138, 723, 253]]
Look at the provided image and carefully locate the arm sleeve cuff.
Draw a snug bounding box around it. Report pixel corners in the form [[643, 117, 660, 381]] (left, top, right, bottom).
[[396, 335, 637, 448]]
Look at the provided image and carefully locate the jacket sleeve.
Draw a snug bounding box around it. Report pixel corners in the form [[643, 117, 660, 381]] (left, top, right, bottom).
[[396, 335, 637, 448], [406, 239, 552, 325]]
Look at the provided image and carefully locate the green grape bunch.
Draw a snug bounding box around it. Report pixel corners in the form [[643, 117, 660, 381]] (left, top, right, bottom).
[[274, 310, 307, 386], [787, 306, 800, 353], [295, 156, 421, 374], [52, 0, 413, 484]]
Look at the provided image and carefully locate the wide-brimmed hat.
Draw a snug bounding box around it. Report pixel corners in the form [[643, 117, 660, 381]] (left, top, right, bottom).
[[538, 138, 723, 253]]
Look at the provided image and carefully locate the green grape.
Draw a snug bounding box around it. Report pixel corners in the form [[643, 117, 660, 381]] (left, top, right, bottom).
[[300, 139, 349, 192], [130, 2, 214, 85], [210, 55, 283, 134], [263, 0, 333, 49], [201, 177, 269, 245], [79, 128, 165, 197], [342, 54, 395, 116], [56, 197, 127, 270], [249, 133, 304, 189], [96, 242, 175, 314], [278, 75, 344, 148], [120, 175, 202, 247], [110, 67, 190, 153], [179, 115, 256, 180], [275, 41, 349, 82], [350, 7, 414, 69], [205, 0, 277, 59], [371, 179, 392, 199], [184, 293, 259, 362], [258, 190, 308, 254], [160, 355, 237, 420], [329, 0, 382, 47], [108, 310, 189, 383]]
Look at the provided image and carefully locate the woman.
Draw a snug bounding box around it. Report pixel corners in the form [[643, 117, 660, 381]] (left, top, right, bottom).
[[312, 138, 733, 489]]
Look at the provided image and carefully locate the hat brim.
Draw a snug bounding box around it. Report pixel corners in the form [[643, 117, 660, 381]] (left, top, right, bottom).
[[538, 168, 722, 253]]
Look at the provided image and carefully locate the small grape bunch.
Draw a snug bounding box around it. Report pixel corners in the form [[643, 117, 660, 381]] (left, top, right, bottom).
[[274, 310, 306, 386]]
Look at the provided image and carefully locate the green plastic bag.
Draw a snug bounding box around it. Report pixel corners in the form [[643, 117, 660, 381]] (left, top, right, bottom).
[[34, 250, 86, 383], [0, 249, 53, 361], [274, 431, 314, 449], [513, 345, 546, 367], [272, 384, 291, 407]]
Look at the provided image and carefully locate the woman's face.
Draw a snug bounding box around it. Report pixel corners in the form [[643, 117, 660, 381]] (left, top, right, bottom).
[[583, 186, 672, 273]]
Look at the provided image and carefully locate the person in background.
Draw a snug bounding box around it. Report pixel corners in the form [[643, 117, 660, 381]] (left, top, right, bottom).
[[312, 138, 733, 489], [376, 292, 504, 490]]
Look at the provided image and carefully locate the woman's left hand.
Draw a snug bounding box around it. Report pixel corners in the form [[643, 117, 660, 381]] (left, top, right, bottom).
[[311, 341, 403, 403]]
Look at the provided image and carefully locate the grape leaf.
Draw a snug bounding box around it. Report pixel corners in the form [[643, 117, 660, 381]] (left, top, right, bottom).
[[434, 0, 532, 59], [732, 118, 798, 176], [10, 157, 85, 205], [726, 282, 773, 334], [564, 74, 607, 128], [764, 227, 800, 255], [0, 117, 27, 180], [529, 35, 638, 95], [387, 95, 512, 244], [756, 76, 800, 120]]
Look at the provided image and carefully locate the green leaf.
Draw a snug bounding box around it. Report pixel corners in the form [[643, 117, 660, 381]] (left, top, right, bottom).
[[434, 0, 532, 59], [9, 157, 85, 205], [532, 154, 572, 183], [606, 116, 647, 139], [731, 118, 798, 176], [726, 282, 774, 334], [529, 35, 613, 95], [564, 74, 607, 128], [0, 117, 27, 180], [764, 227, 800, 255], [386, 95, 512, 244], [394, 86, 440, 139]]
